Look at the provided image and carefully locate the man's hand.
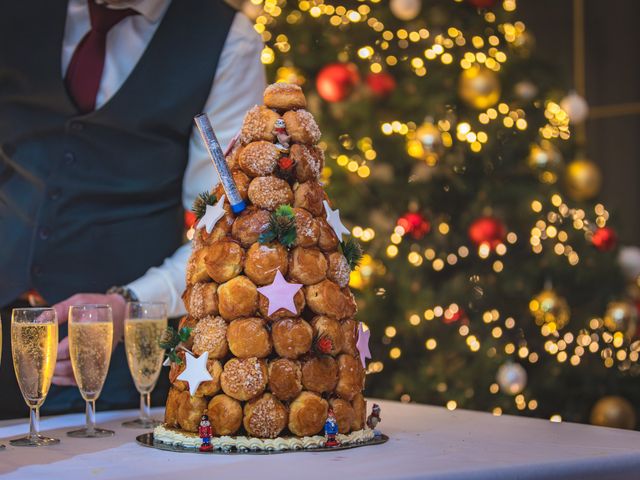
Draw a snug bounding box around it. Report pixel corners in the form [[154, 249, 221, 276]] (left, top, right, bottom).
[[51, 293, 126, 387]]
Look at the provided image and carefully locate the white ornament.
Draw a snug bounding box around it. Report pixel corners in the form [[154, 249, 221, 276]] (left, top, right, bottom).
[[323, 200, 350, 241], [618, 246, 640, 281], [560, 91, 589, 124], [197, 194, 226, 234], [390, 0, 421, 21], [177, 351, 213, 396], [514, 81, 538, 101], [496, 362, 527, 395]]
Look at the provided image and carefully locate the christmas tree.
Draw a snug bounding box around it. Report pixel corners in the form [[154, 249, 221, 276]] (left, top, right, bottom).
[[239, 0, 640, 426]]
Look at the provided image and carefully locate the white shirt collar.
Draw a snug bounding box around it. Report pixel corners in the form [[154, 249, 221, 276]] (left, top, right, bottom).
[[94, 0, 171, 23]]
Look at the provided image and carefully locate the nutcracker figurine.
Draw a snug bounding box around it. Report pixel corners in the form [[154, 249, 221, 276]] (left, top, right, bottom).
[[366, 404, 382, 437], [324, 407, 339, 447], [198, 414, 213, 452]]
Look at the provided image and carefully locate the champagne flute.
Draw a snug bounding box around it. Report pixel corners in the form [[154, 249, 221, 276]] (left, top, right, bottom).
[[10, 307, 59, 446], [66, 304, 114, 438], [122, 302, 168, 428]]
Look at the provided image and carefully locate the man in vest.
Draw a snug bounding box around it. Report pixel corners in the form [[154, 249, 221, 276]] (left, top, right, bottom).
[[0, 0, 265, 419]]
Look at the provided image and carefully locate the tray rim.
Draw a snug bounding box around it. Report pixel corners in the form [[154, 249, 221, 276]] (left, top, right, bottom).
[[135, 432, 389, 455]]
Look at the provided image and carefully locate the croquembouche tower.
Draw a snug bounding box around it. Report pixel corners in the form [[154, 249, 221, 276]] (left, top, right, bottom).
[[154, 83, 375, 451]]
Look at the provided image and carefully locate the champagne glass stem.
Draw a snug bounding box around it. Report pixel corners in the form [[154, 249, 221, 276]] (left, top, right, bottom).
[[140, 392, 151, 422], [28, 407, 40, 442], [86, 400, 97, 434]]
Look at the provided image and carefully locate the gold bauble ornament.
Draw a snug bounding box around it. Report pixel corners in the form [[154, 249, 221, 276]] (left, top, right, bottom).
[[603, 301, 638, 338], [458, 65, 501, 110], [349, 254, 384, 290], [527, 141, 563, 184], [407, 119, 443, 165], [275, 66, 305, 86], [529, 289, 570, 330], [565, 159, 602, 201], [590, 396, 636, 430]]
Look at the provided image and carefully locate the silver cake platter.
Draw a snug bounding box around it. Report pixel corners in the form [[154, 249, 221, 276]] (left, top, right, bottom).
[[136, 432, 388, 455]]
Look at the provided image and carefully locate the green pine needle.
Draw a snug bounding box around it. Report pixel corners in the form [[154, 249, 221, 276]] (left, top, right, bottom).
[[341, 238, 364, 270], [168, 350, 182, 365], [178, 326, 192, 342], [159, 326, 180, 350], [259, 204, 297, 247], [191, 191, 217, 220], [159, 326, 191, 366]]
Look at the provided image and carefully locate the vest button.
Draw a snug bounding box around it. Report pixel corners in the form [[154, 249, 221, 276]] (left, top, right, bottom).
[[48, 189, 61, 200], [69, 122, 83, 132], [38, 227, 51, 240], [64, 151, 76, 165], [32, 265, 42, 276]]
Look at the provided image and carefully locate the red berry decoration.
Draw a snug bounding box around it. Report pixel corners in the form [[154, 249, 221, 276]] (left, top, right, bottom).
[[467, 0, 498, 8], [468, 216, 506, 249], [316, 336, 333, 354], [592, 227, 617, 252], [278, 156, 293, 170], [397, 212, 431, 240], [316, 63, 360, 103], [366, 72, 396, 98]]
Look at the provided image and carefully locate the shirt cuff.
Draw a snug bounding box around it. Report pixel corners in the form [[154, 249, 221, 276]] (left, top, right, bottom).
[[127, 267, 186, 318]]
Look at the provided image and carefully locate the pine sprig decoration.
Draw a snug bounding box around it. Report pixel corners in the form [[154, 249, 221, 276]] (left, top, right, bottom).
[[341, 238, 364, 270], [159, 326, 192, 365], [191, 191, 217, 220], [259, 204, 297, 247]]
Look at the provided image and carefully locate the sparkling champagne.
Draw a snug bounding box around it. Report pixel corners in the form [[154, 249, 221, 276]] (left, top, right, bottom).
[[124, 318, 167, 393], [69, 322, 113, 401], [11, 323, 58, 408]]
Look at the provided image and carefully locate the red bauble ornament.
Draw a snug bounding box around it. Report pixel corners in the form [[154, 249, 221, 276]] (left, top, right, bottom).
[[397, 212, 431, 240], [467, 0, 498, 7], [366, 72, 396, 98], [443, 306, 466, 324], [592, 227, 617, 252], [468, 216, 506, 249], [184, 211, 197, 229], [316, 63, 360, 103]]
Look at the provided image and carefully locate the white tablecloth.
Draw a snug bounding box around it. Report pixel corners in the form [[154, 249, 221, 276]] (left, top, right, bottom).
[[1, 399, 639, 480]]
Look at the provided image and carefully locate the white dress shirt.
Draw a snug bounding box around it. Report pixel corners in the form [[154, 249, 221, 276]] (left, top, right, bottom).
[[62, 0, 266, 316]]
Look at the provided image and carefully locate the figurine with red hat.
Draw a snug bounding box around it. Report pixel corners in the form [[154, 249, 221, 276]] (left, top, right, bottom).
[[324, 407, 340, 447], [198, 414, 213, 452], [367, 403, 382, 438]]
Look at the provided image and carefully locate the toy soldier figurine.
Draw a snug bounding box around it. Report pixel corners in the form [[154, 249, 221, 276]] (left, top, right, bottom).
[[324, 407, 339, 447], [366, 403, 382, 437], [198, 414, 213, 452]]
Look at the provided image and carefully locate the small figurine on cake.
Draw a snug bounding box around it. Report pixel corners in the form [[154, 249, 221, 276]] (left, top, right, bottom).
[[273, 118, 291, 151], [324, 407, 340, 447], [367, 404, 382, 438], [198, 415, 213, 452]]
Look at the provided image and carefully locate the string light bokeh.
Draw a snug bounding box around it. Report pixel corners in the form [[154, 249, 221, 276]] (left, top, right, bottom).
[[240, 0, 638, 423]]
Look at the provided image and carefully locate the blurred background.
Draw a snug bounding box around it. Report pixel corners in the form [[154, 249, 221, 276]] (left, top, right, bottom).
[[221, 0, 640, 430]]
